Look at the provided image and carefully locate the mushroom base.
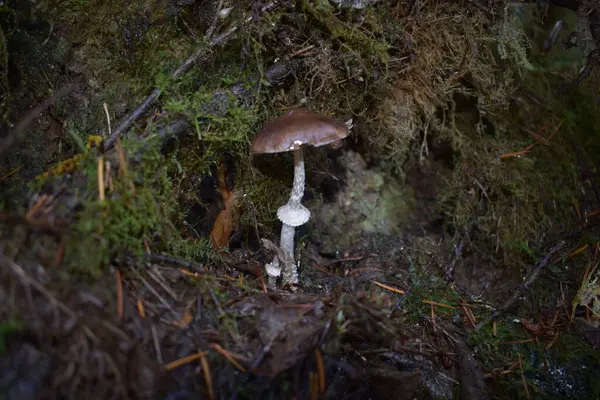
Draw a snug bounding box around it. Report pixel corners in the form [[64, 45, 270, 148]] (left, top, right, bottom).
[[279, 223, 298, 285]]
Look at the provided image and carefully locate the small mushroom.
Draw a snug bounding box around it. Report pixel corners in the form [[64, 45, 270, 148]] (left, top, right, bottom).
[[251, 107, 350, 288]]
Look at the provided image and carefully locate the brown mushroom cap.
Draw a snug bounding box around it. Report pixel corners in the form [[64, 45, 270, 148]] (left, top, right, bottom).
[[251, 108, 349, 154]]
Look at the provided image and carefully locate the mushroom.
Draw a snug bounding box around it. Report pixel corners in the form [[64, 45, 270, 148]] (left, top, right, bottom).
[[251, 108, 350, 288]]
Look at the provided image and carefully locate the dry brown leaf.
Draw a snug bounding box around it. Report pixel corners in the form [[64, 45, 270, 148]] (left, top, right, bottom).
[[210, 159, 237, 249], [210, 202, 236, 249]]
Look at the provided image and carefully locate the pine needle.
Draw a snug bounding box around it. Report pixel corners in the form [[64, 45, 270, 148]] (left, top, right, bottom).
[[115, 268, 123, 320], [0, 164, 23, 181], [423, 299, 456, 309], [372, 281, 405, 294], [518, 353, 530, 398], [98, 156, 105, 201], [137, 299, 146, 318], [200, 353, 215, 400], [165, 351, 207, 371], [210, 343, 247, 372], [315, 348, 325, 393]]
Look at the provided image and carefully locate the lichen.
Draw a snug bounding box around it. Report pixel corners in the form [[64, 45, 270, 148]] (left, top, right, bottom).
[[495, 3, 536, 73], [311, 150, 416, 254]]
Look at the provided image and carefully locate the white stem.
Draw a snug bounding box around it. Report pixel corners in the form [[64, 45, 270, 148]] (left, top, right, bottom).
[[289, 149, 305, 207], [268, 274, 278, 290], [280, 149, 305, 286], [280, 223, 297, 284]]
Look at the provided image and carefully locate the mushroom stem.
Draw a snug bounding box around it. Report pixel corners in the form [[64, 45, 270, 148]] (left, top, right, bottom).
[[288, 149, 306, 207], [265, 257, 280, 290], [280, 148, 306, 285], [280, 223, 297, 284]]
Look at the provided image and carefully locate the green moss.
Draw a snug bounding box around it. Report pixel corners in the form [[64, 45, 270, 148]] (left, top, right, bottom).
[[48, 134, 217, 278], [301, 0, 390, 79]]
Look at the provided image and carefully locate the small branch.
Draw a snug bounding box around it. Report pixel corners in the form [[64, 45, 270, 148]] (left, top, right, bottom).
[[571, 48, 600, 87], [145, 253, 206, 273], [102, 2, 280, 151], [118, 58, 297, 162], [131, 267, 180, 319], [476, 241, 567, 329], [205, 0, 225, 41]]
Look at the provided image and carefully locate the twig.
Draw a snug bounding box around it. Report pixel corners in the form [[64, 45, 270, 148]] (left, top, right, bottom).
[[205, 0, 225, 41], [250, 329, 282, 370], [151, 324, 163, 365], [445, 238, 464, 280], [208, 289, 225, 317], [518, 353, 531, 399], [476, 241, 567, 329], [0, 78, 82, 160], [148, 267, 179, 301], [145, 253, 206, 273], [102, 2, 279, 151], [131, 268, 179, 319]]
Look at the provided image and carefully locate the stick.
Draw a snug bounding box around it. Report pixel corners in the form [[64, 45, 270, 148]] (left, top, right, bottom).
[[476, 241, 567, 329], [102, 2, 279, 151], [145, 253, 206, 273]]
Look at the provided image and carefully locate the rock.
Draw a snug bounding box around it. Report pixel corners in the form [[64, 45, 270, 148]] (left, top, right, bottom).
[[310, 150, 415, 255]]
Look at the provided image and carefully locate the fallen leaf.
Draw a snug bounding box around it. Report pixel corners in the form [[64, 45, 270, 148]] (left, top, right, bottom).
[[210, 200, 236, 249], [210, 159, 237, 249]]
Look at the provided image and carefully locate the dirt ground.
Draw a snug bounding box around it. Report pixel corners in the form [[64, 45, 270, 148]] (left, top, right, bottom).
[[1, 1, 600, 399]]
